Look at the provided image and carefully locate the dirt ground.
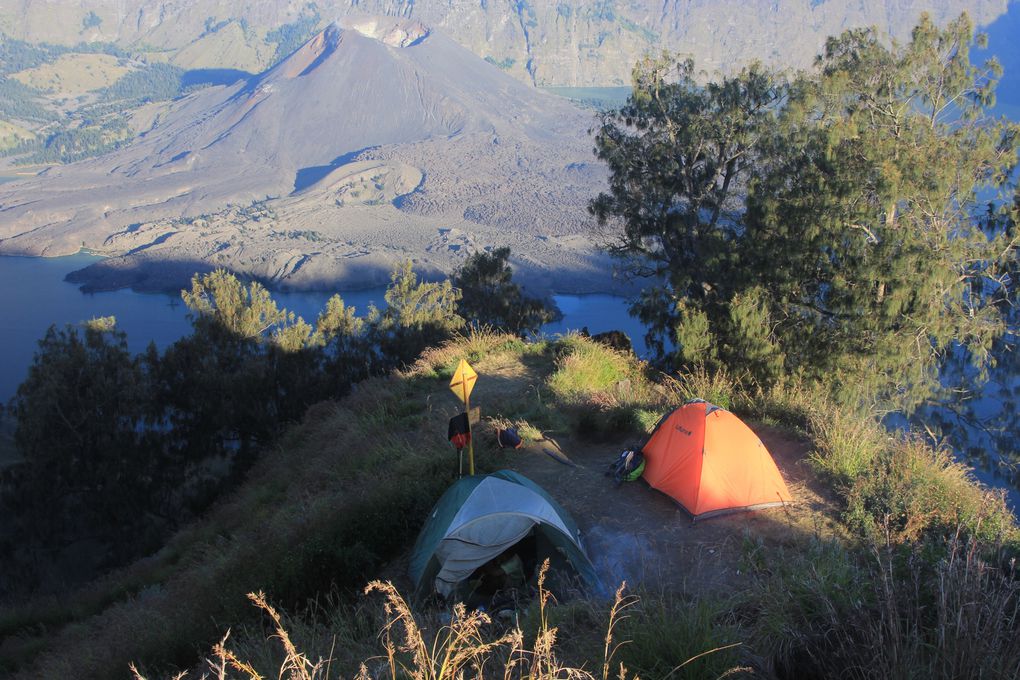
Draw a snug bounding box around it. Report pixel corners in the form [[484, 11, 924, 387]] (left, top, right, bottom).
[[423, 349, 846, 601], [500, 425, 843, 599]]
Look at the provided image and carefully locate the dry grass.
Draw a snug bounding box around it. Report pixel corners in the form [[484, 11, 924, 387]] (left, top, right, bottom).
[[807, 405, 887, 488], [11, 53, 132, 94], [6, 334, 1018, 680], [410, 328, 528, 379], [138, 563, 744, 680], [659, 365, 740, 412]]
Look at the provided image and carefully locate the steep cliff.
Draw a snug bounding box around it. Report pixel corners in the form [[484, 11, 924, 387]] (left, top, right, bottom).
[[0, 0, 1010, 86]]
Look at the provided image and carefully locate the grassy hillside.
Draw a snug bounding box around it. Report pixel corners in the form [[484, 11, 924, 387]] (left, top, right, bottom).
[[170, 22, 273, 73], [1, 333, 1017, 679], [11, 53, 132, 94], [0, 119, 32, 150]]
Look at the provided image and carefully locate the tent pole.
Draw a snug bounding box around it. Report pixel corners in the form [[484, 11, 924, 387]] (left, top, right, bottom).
[[466, 391, 475, 475]]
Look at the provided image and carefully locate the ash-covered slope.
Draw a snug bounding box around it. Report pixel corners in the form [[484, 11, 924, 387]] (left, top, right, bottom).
[[0, 17, 611, 293]]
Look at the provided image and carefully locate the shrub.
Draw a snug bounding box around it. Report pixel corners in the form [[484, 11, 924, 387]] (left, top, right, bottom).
[[744, 534, 1020, 680], [546, 335, 642, 405], [842, 437, 1015, 546]]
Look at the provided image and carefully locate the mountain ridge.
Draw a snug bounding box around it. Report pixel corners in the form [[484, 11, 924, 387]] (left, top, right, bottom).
[[0, 0, 1010, 87]]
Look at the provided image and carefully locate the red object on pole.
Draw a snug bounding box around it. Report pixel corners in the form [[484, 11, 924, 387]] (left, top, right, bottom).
[[448, 412, 471, 450]]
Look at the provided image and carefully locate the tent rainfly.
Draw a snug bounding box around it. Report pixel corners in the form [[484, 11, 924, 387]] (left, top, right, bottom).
[[641, 400, 793, 520], [409, 470, 600, 599]]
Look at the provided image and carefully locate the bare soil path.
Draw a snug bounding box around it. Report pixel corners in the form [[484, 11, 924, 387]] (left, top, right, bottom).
[[500, 426, 842, 599]]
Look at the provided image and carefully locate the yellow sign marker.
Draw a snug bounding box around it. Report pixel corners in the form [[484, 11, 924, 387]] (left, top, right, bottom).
[[449, 359, 478, 474], [449, 359, 477, 404]]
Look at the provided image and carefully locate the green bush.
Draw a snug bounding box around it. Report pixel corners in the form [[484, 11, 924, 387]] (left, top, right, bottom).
[[546, 335, 640, 404], [842, 438, 1015, 546]]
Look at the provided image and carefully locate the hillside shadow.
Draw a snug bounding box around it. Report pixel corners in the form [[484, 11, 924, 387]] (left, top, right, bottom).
[[292, 146, 378, 193], [181, 68, 254, 90], [62, 255, 398, 298]]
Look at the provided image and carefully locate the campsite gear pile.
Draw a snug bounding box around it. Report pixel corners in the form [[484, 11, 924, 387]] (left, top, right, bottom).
[[606, 449, 645, 484]]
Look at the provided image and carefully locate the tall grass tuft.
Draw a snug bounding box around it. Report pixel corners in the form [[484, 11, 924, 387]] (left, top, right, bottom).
[[807, 404, 885, 489], [660, 364, 737, 411], [746, 533, 1020, 680], [545, 335, 658, 439], [614, 592, 747, 679], [146, 563, 745, 680], [546, 335, 644, 406], [362, 562, 635, 680], [411, 328, 526, 378]]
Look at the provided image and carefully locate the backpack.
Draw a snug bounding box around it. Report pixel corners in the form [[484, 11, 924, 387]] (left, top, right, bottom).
[[497, 427, 523, 449], [607, 449, 645, 485]]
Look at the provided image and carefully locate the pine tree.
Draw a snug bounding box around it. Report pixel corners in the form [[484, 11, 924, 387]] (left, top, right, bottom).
[[745, 13, 1019, 406], [452, 246, 557, 334], [590, 55, 782, 360], [591, 13, 1019, 408]]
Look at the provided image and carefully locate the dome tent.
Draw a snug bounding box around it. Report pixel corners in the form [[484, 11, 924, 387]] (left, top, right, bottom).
[[409, 470, 600, 600], [641, 400, 792, 520]]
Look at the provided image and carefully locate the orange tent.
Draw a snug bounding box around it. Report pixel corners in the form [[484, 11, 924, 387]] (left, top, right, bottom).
[[641, 401, 792, 520]]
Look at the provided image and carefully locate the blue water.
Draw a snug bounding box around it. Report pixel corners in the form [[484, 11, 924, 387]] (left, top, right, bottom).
[[545, 294, 651, 350], [0, 255, 388, 403], [0, 255, 651, 404]]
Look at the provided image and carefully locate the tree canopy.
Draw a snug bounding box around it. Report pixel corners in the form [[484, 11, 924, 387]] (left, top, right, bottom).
[[2, 261, 479, 595], [452, 246, 558, 335], [591, 12, 1019, 409]]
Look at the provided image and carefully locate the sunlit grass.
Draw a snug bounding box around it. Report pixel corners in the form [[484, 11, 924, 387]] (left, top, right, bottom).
[[132, 564, 746, 680]]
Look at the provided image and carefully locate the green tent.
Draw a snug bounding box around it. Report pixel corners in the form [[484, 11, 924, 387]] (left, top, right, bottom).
[[409, 470, 601, 600]]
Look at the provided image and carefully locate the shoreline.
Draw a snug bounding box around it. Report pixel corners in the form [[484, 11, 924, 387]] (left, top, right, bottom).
[[0, 250, 637, 299]]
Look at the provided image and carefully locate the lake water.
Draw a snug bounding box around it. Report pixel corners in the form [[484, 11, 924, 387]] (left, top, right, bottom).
[[541, 86, 631, 110], [0, 254, 655, 404]]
